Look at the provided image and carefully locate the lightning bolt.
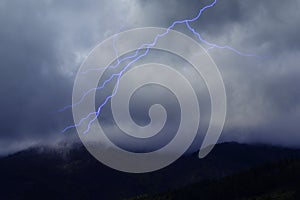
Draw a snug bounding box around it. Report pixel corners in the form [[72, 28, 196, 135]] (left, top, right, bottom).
[[185, 22, 257, 57], [61, 0, 256, 133]]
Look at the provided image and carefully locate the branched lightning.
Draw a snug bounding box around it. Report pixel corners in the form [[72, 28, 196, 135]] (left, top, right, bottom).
[[61, 0, 256, 133], [185, 22, 257, 57]]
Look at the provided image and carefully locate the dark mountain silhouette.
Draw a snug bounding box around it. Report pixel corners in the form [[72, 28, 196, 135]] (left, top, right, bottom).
[[133, 158, 300, 200], [0, 142, 300, 200]]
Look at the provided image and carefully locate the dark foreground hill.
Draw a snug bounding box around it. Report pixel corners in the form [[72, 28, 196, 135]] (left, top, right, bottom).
[[0, 142, 300, 199], [133, 158, 300, 200]]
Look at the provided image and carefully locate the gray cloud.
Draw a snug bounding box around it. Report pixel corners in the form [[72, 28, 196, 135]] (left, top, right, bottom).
[[0, 0, 299, 154]]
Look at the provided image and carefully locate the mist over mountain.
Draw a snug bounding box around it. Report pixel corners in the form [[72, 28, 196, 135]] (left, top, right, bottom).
[[1, 0, 300, 199]]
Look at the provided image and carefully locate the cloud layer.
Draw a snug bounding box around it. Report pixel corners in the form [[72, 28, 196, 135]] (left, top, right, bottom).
[[0, 0, 300, 154]]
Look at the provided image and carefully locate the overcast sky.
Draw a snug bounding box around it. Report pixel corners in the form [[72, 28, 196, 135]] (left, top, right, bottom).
[[1, 0, 300, 155]]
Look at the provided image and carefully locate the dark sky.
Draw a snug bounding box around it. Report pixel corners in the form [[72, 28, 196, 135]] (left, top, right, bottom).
[[1, 0, 300, 155]]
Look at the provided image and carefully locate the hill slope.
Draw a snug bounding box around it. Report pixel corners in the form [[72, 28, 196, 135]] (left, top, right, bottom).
[[0, 142, 299, 199], [133, 158, 300, 200]]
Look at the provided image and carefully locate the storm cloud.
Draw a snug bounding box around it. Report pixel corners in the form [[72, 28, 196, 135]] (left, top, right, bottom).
[[0, 0, 300, 154]]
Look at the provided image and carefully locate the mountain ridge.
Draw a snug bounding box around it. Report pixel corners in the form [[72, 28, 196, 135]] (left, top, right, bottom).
[[1, 142, 300, 199]]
